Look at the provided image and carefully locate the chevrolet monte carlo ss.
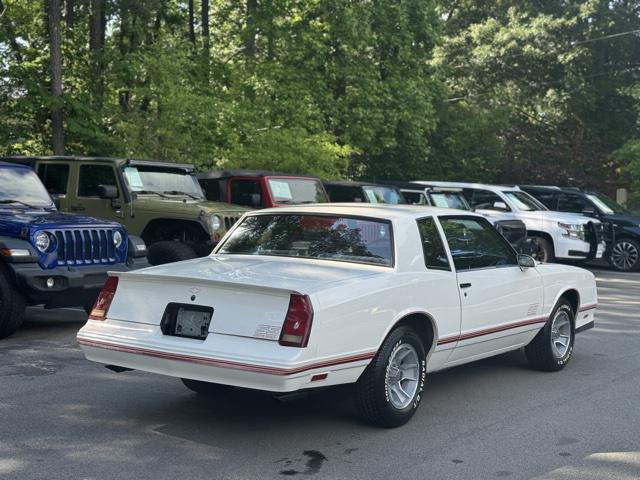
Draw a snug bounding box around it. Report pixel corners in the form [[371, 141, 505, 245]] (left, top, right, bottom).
[[77, 204, 597, 427]]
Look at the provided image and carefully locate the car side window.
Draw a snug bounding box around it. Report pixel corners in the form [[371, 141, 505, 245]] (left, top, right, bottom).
[[533, 191, 558, 210], [440, 217, 517, 270], [416, 217, 450, 270], [469, 189, 509, 211], [230, 179, 263, 207], [38, 163, 69, 195], [557, 193, 589, 213], [78, 165, 118, 197]]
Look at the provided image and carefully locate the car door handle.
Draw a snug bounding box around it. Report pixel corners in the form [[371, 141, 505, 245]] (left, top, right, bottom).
[[459, 283, 472, 289], [70, 205, 85, 212]]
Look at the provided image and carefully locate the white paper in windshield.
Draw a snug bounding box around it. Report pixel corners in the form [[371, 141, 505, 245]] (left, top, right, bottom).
[[365, 189, 379, 204], [269, 180, 293, 200], [124, 167, 144, 189]]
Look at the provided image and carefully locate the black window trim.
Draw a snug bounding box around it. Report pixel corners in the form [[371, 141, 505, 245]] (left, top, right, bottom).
[[215, 212, 396, 268], [438, 214, 520, 273], [415, 215, 452, 272]]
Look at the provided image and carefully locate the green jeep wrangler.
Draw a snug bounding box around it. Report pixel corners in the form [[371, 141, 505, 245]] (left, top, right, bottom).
[[2, 156, 250, 265]]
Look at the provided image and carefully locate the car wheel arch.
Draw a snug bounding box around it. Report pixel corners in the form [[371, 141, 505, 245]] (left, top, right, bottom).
[[378, 311, 438, 361], [141, 218, 210, 245], [527, 230, 554, 247]]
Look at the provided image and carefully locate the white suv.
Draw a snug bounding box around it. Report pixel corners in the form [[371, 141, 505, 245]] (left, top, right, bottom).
[[415, 181, 607, 263]]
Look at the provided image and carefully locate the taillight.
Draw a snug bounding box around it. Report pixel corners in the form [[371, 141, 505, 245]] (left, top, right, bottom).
[[279, 294, 314, 347], [89, 276, 119, 321]]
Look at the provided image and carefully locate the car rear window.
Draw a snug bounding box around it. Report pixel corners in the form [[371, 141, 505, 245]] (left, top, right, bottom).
[[218, 214, 394, 266]]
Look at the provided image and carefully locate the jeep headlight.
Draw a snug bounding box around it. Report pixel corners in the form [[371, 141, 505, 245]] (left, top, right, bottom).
[[34, 231, 51, 253], [558, 222, 586, 241], [113, 230, 123, 248], [211, 215, 222, 232]]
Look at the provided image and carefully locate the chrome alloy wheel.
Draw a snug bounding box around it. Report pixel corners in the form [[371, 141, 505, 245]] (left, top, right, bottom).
[[385, 343, 420, 410], [611, 241, 639, 271], [550, 310, 572, 359]]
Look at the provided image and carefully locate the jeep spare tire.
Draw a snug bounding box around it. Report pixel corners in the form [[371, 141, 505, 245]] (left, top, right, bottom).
[[147, 241, 197, 265]]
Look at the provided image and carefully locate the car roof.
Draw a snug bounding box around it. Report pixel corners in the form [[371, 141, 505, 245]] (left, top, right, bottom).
[[0, 156, 193, 171], [414, 180, 521, 193], [367, 180, 429, 191], [197, 170, 320, 180], [247, 202, 481, 220], [323, 180, 401, 189], [0, 161, 31, 170]]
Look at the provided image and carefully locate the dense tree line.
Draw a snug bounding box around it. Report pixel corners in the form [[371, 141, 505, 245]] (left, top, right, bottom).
[[1, 1, 639, 206]]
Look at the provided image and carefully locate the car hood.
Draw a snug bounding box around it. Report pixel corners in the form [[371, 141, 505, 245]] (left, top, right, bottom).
[[0, 207, 122, 233], [540, 210, 599, 225], [133, 196, 251, 216], [602, 212, 640, 227], [129, 254, 385, 294]]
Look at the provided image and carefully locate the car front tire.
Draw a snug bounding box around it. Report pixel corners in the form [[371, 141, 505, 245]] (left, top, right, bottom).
[[529, 236, 554, 263], [525, 299, 574, 372], [0, 266, 26, 339], [609, 238, 640, 272], [354, 326, 427, 428]]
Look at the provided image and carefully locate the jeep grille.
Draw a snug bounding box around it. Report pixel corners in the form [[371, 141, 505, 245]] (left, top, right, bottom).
[[224, 216, 241, 231], [54, 228, 119, 266]]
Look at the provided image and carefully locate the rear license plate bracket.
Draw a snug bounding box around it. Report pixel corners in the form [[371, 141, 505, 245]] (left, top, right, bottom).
[[160, 303, 213, 340]]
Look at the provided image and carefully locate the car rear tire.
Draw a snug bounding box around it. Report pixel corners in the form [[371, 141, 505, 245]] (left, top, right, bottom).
[[181, 378, 232, 395], [529, 236, 554, 263], [354, 326, 427, 428], [147, 241, 197, 266], [525, 299, 574, 372], [0, 266, 26, 339], [609, 238, 640, 272]]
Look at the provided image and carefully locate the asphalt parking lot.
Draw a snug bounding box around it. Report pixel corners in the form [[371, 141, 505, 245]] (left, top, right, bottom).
[[1, 268, 639, 480]]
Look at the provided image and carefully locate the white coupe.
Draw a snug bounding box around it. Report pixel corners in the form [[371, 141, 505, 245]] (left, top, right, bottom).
[[78, 204, 597, 427]]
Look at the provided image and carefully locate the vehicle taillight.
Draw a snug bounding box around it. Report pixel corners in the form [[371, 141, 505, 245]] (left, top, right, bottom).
[[88, 276, 119, 321], [279, 294, 314, 347]]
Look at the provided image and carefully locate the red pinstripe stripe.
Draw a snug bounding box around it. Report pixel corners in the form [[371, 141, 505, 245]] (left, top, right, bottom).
[[437, 315, 548, 346], [578, 303, 597, 312], [77, 337, 376, 376]]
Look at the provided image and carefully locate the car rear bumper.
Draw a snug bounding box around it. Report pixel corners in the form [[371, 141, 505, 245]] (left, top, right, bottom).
[[77, 319, 371, 392]]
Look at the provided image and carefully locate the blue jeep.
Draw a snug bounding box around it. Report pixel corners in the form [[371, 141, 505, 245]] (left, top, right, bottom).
[[0, 162, 148, 338]]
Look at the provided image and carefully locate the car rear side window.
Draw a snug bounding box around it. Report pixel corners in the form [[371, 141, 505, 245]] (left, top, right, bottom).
[[219, 214, 394, 267], [468, 189, 508, 211], [78, 165, 118, 197], [38, 163, 69, 195], [416, 217, 450, 271]]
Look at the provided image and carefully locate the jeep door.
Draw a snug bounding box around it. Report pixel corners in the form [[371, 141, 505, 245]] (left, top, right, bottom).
[[438, 215, 544, 366], [72, 162, 126, 221]]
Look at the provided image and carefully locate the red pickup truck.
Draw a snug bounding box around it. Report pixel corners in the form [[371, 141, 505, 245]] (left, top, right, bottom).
[[197, 170, 329, 208]]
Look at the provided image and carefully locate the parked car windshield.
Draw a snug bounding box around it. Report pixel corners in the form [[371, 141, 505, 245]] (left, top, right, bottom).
[[427, 191, 470, 210], [0, 168, 54, 208], [362, 186, 405, 204], [266, 177, 329, 204], [585, 193, 627, 214], [503, 191, 547, 211], [218, 214, 393, 266], [122, 166, 205, 198]]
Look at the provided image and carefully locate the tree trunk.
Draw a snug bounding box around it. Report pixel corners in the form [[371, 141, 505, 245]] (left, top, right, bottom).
[[201, 0, 209, 53], [65, 0, 74, 29], [244, 0, 257, 60], [89, 0, 106, 109], [47, 0, 65, 155], [188, 0, 195, 45]]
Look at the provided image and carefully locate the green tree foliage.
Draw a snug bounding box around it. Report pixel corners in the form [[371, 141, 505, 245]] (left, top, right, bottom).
[[1, 0, 639, 193]]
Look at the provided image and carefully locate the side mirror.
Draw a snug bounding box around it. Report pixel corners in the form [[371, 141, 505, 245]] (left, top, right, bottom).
[[518, 254, 536, 270], [98, 184, 118, 199], [582, 206, 597, 216], [493, 201, 509, 211]]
